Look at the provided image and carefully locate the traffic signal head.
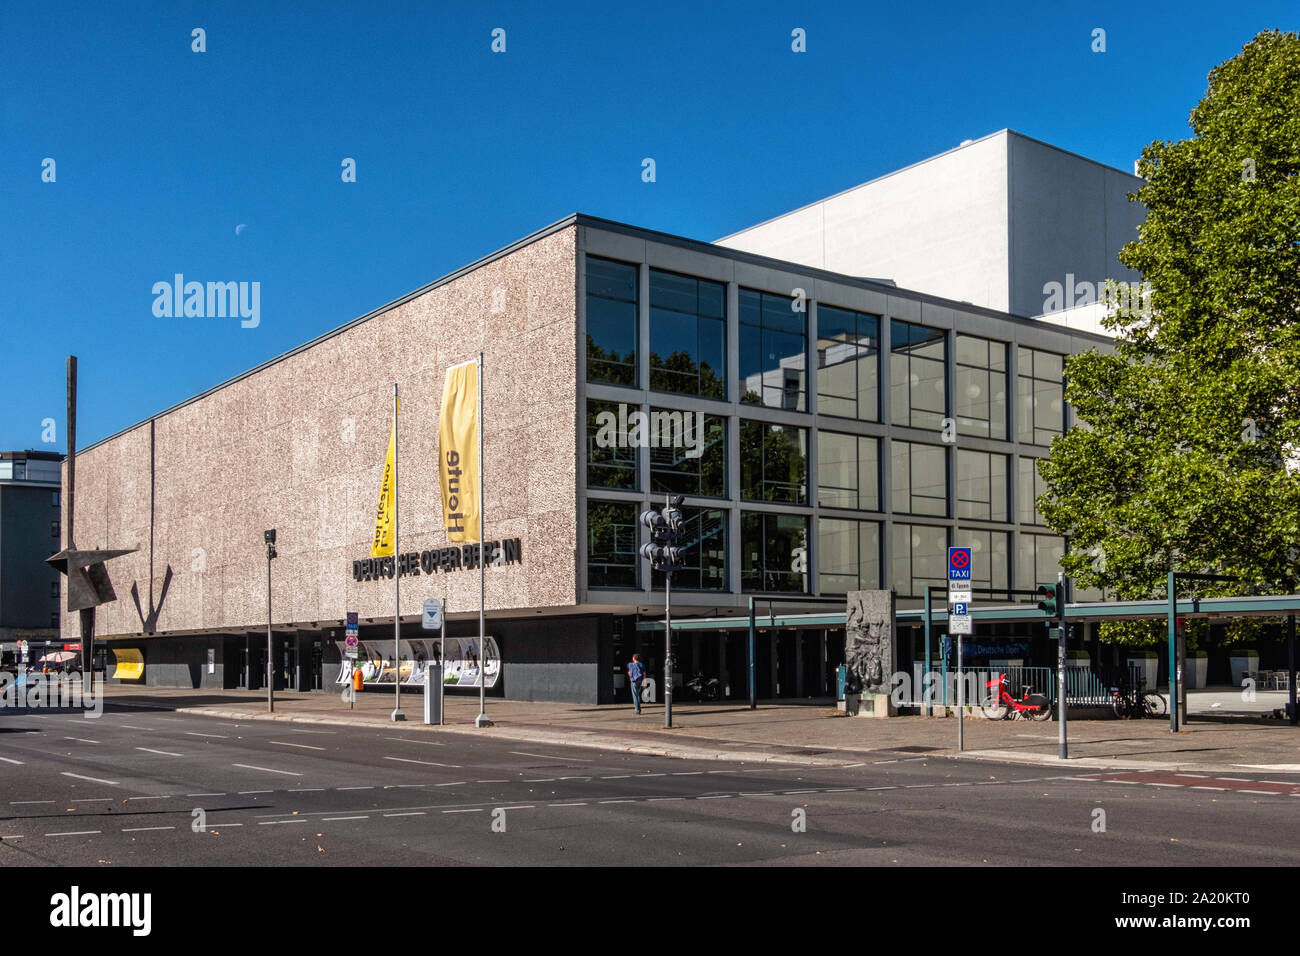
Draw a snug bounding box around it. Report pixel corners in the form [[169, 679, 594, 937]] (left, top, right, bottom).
[[640, 542, 682, 571], [1036, 583, 1060, 618]]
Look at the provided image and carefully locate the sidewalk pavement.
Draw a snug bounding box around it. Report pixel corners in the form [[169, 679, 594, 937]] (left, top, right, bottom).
[[94, 684, 1300, 774]]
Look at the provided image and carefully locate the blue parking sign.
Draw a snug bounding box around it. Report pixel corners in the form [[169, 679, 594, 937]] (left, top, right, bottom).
[[948, 547, 972, 582]]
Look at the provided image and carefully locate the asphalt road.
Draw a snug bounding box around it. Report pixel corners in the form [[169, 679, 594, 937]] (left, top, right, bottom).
[[2, 704, 1299, 867]]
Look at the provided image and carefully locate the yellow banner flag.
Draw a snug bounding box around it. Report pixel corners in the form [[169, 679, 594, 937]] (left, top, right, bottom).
[[439, 359, 480, 543], [370, 401, 398, 557]]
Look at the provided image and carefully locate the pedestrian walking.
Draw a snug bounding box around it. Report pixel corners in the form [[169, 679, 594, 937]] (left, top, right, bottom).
[[628, 653, 645, 715]]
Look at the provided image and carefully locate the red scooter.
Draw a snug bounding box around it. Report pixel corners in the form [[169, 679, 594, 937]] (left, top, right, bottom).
[[980, 673, 1053, 721]]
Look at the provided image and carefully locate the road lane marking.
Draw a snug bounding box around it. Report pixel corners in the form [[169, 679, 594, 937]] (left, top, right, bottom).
[[322, 815, 369, 821], [136, 747, 184, 757], [71, 798, 113, 803], [289, 788, 325, 793], [64, 737, 100, 744], [11, 800, 55, 805], [61, 772, 118, 785], [384, 737, 444, 746], [443, 808, 482, 814], [384, 812, 426, 817], [337, 786, 373, 791], [551, 802, 586, 807], [126, 796, 173, 801], [238, 790, 273, 795], [523, 778, 555, 783], [600, 799, 635, 804], [434, 782, 466, 787], [500, 805, 535, 810], [696, 795, 733, 800], [233, 764, 302, 777], [509, 751, 592, 761], [648, 797, 682, 802], [671, 772, 703, 776], [270, 741, 326, 751], [121, 826, 175, 833], [383, 756, 460, 768], [600, 775, 631, 779], [0, 757, 24, 765], [258, 820, 307, 826], [476, 779, 508, 783], [118, 725, 151, 730], [187, 793, 225, 797], [46, 830, 101, 837], [185, 732, 228, 739]]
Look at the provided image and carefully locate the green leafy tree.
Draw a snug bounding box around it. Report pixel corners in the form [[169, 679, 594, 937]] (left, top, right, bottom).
[[1039, 31, 1300, 643]]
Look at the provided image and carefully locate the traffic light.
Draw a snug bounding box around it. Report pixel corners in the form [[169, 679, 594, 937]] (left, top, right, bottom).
[[640, 495, 687, 575], [1036, 582, 1062, 619]]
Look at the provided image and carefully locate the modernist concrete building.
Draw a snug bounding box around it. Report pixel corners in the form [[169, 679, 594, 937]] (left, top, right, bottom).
[[66, 211, 1114, 703], [717, 130, 1147, 335], [1, 450, 64, 663]]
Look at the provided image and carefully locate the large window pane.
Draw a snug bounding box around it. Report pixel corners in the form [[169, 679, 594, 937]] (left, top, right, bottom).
[[1017, 347, 1065, 445], [649, 410, 727, 498], [586, 257, 638, 386], [587, 500, 638, 588], [740, 420, 808, 504], [652, 507, 727, 591], [817, 431, 879, 511], [956, 449, 1008, 521], [890, 320, 947, 430], [890, 440, 947, 516], [818, 518, 881, 594], [957, 528, 1010, 600], [649, 270, 726, 399], [955, 334, 1007, 440], [586, 399, 638, 490], [741, 512, 809, 593], [739, 289, 807, 410], [817, 305, 879, 421], [891, 523, 948, 598], [1016, 533, 1065, 591], [1017, 457, 1048, 525]]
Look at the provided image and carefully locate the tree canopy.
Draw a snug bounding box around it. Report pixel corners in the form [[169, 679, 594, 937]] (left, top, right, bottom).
[[1039, 30, 1300, 628]]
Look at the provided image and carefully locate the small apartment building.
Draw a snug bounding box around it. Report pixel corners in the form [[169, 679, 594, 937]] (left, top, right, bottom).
[[1, 451, 65, 664], [66, 214, 1112, 703]]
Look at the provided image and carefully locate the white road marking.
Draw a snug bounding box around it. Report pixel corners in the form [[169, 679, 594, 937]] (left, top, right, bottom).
[[648, 797, 682, 802], [286, 729, 335, 735], [443, 808, 482, 814], [500, 805, 535, 810], [64, 737, 100, 744], [233, 764, 302, 777], [185, 732, 228, 739], [785, 790, 819, 794], [1191, 786, 1227, 791], [509, 751, 591, 761], [523, 778, 556, 783], [46, 830, 101, 837], [551, 802, 587, 807], [600, 799, 635, 804], [288, 788, 325, 793], [270, 740, 326, 751], [696, 795, 733, 800], [0, 757, 25, 766], [61, 772, 117, 785], [1240, 789, 1278, 795], [11, 800, 54, 805], [384, 812, 426, 817], [600, 775, 631, 779], [337, 786, 373, 791], [383, 756, 460, 768], [136, 747, 184, 757], [126, 795, 173, 801], [122, 826, 175, 833], [238, 790, 273, 795], [187, 792, 225, 797], [383, 737, 444, 746], [322, 815, 369, 821], [671, 772, 703, 776], [639, 773, 666, 777], [476, 779, 508, 783], [258, 820, 307, 825], [118, 725, 151, 730], [71, 798, 113, 803], [434, 782, 466, 787]]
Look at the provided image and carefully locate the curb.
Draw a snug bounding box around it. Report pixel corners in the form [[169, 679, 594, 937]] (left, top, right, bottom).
[[142, 703, 868, 768]]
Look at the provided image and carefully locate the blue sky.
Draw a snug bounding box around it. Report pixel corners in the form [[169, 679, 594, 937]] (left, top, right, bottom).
[[2, 1, 1295, 450]]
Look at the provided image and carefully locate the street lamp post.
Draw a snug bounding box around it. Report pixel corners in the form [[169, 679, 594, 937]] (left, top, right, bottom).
[[264, 529, 277, 713]]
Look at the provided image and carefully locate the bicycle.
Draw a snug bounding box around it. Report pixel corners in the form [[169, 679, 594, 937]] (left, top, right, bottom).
[[1109, 675, 1167, 718], [980, 673, 1053, 721]]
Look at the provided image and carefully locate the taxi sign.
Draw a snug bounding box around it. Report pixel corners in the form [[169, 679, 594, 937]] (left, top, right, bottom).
[[948, 547, 972, 582]]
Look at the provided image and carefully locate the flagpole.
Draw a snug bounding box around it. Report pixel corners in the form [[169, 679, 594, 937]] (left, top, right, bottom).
[[475, 352, 491, 728], [392, 382, 405, 721]]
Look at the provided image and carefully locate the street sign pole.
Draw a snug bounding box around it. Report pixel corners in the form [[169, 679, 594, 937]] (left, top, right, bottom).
[[1058, 572, 1068, 760], [948, 547, 973, 751]]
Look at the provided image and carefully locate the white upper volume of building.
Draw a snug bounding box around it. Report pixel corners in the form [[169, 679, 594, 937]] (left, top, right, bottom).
[[715, 129, 1147, 336]]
